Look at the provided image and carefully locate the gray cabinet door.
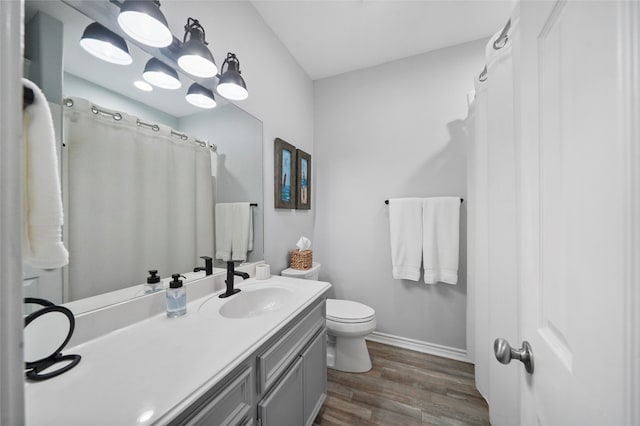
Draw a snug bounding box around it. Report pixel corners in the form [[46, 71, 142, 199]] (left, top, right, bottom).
[[258, 357, 303, 426], [174, 367, 252, 426], [303, 329, 327, 426]]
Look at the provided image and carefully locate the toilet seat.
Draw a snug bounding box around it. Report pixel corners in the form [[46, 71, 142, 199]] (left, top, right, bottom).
[[326, 299, 375, 324]]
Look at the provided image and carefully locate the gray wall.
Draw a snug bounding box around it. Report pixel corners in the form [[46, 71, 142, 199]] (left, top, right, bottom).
[[25, 11, 63, 103], [313, 39, 486, 351]]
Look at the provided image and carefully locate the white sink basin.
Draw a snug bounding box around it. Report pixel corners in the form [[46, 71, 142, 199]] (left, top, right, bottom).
[[217, 287, 295, 319]]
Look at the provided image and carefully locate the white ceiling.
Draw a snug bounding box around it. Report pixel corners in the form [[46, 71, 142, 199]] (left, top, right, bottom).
[[250, 0, 514, 80]]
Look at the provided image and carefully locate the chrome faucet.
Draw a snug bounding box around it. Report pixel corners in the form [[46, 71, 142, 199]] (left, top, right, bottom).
[[219, 261, 249, 298], [193, 256, 213, 276]]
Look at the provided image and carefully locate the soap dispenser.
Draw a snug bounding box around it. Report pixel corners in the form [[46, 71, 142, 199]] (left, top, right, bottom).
[[166, 274, 187, 318], [145, 270, 162, 294]]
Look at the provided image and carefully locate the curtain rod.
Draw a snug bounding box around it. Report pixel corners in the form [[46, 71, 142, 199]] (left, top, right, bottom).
[[63, 97, 212, 149], [384, 198, 463, 205]]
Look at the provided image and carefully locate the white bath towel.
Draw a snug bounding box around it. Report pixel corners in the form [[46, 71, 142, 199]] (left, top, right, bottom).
[[388, 198, 423, 281], [22, 78, 69, 269], [215, 202, 252, 262], [422, 197, 460, 285]]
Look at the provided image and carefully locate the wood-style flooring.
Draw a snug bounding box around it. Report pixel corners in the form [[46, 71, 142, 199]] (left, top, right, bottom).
[[314, 341, 490, 426]]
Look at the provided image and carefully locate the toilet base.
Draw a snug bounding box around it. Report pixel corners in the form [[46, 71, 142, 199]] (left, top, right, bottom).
[[330, 335, 372, 373]]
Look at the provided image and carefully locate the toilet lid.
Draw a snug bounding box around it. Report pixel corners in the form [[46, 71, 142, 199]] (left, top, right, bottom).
[[326, 299, 375, 323], [281, 262, 321, 277]]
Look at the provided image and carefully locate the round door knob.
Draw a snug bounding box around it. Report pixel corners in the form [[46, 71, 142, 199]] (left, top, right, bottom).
[[494, 338, 513, 364], [493, 338, 534, 374]]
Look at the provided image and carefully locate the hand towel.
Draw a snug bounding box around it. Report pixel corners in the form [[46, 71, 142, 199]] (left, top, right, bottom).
[[230, 202, 251, 261], [22, 78, 69, 269], [215, 203, 234, 262], [422, 197, 460, 285], [388, 198, 423, 281], [215, 202, 253, 262], [247, 206, 254, 252]]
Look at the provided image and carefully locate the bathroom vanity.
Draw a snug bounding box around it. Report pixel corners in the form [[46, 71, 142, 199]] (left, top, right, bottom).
[[24, 276, 331, 425]]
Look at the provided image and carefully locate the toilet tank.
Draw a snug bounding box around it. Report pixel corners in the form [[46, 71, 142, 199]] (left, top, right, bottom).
[[281, 262, 321, 280]]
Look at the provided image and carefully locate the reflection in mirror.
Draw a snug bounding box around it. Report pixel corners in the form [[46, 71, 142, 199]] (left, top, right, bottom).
[[23, 0, 264, 313], [62, 96, 214, 301]]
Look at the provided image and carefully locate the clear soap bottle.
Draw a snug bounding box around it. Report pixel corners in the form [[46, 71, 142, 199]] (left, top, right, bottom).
[[166, 274, 187, 318], [145, 270, 162, 294]]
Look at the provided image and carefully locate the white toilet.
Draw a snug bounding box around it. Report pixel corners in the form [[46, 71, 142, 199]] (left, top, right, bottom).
[[281, 262, 376, 373]]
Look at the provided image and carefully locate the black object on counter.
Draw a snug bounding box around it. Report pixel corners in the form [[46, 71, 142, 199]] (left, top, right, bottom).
[[23, 298, 81, 381]]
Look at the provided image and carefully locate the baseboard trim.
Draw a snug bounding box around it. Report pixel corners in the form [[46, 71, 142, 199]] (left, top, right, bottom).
[[366, 331, 470, 363]]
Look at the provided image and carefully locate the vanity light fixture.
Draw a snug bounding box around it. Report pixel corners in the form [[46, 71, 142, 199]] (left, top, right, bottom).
[[117, 0, 173, 48], [134, 80, 153, 91], [185, 83, 216, 109], [142, 58, 181, 89], [79, 22, 133, 65], [178, 18, 217, 78], [216, 53, 248, 101]]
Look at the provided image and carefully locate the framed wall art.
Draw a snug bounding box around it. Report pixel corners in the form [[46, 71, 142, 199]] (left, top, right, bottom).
[[296, 149, 311, 210], [274, 138, 297, 209]]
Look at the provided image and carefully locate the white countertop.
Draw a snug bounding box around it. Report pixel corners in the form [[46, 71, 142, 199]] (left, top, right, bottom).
[[25, 277, 331, 425]]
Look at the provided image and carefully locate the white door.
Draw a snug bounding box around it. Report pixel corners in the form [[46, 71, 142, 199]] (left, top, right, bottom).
[[512, 1, 638, 424], [485, 26, 520, 426]]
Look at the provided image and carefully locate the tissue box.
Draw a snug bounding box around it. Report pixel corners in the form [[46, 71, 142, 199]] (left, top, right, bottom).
[[290, 249, 313, 270]]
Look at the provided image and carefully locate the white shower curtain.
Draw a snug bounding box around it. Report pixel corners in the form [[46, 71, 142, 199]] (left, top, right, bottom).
[[63, 97, 213, 301], [467, 18, 520, 424]]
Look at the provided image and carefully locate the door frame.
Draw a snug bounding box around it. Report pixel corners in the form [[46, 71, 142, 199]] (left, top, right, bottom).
[[622, 1, 640, 424], [0, 1, 25, 425]]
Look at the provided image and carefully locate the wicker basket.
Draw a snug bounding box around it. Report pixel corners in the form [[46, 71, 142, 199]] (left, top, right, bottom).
[[290, 249, 313, 270]]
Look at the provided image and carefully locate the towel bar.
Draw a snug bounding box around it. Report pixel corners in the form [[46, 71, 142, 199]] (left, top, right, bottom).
[[23, 86, 34, 108], [384, 198, 463, 205]]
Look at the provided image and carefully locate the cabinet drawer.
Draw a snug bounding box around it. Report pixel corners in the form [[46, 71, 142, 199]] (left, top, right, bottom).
[[257, 301, 325, 393], [182, 367, 252, 426]]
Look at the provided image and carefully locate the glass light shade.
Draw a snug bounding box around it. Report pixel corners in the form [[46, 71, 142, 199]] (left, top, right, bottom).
[[142, 58, 181, 90], [216, 53, 248, 101], [178, 46, 217, 78], [117, 0, 173, 48], [134, 80, 153, 91], [186, 83, 216, 109], [178, 24, 217, 78], [79, 23, 132, 65], [216, 71, 248, 101], [216, 81, 248, 101]]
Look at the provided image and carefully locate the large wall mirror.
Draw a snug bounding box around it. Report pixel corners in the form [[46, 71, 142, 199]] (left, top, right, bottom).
[[23, 0, 264, 314]]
